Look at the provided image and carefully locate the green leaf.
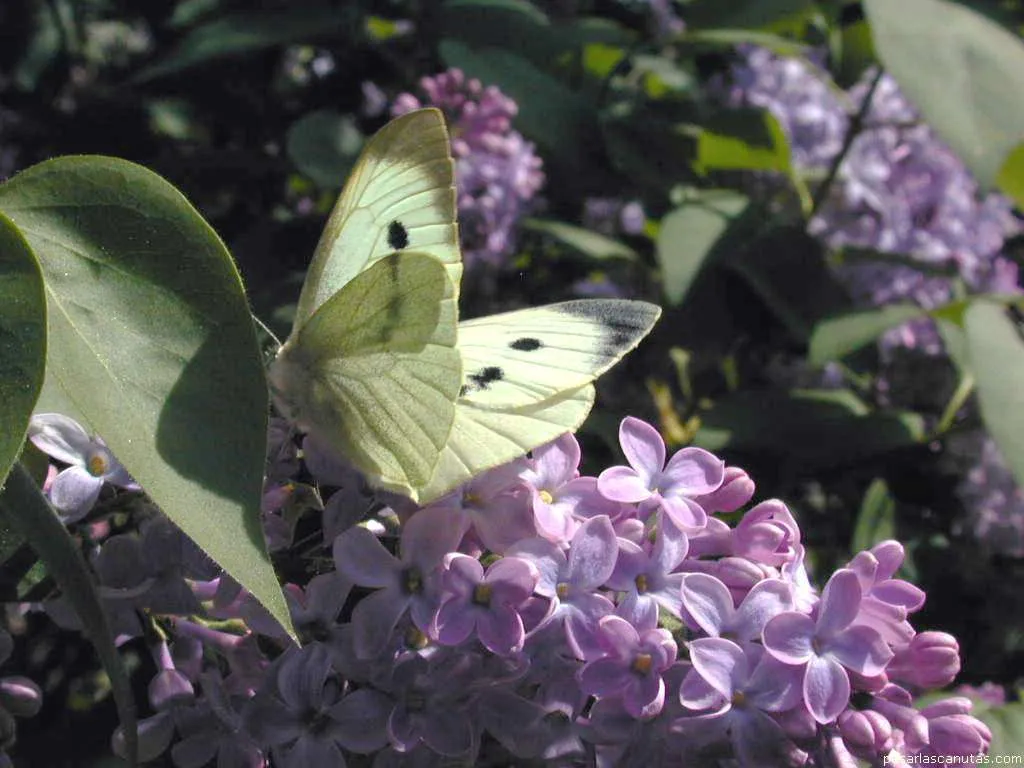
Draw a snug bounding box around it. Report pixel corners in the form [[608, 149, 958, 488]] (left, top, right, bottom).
[[0, 463, 138, 766], [695, 389, 926, 466], [863, 0, 1024, 189], [982, 702, 1024, 760], [135, 8, 355, 81], [0, 156, 295, 641], [695, 108, 792, 174], [852, 478, 896, 554], [600, 104, 701, 194], [809, 304, 928, 365], [0, 212, 46, 483], [833, 15, 878, 88], [441, 0, 557, 68], [656, 190, 751, 306], [522, 219, 637, 261], [997, 141, 1024, 211], [684, 0, 818, 32], [678, 29, 810, 56], [286, 111, 364, 190], [964, 300, 1024, 487]]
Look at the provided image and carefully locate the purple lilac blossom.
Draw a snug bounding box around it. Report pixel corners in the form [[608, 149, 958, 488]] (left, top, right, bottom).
[[393, 69, 545, 268], [955, 435, 1024, 557], [38, 413, 994, 766], [727, 50, 1020, 352], [29, 413, 137, 523]]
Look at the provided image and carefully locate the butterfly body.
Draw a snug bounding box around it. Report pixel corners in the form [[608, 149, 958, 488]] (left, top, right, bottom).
[[270, 108, 661, 504]]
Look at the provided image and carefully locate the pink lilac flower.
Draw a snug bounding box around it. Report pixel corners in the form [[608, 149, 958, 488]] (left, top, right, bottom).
[[956, 435, 1024, 556], [679, 639, 806, 766], [507, 515, 618, 658], [243, 643, 390, 767], [519, 433, 621, 545], [28, 412, 137, 522], [680, 573, 793, 647], [393, 69, 545, 268], [333, 505, 461, 659], [432, 554, 540, 655], [579, 614, 677, 718], [605, 517, 689, 627], [763, 569, 894, 723], [598, 416, 725, 530]]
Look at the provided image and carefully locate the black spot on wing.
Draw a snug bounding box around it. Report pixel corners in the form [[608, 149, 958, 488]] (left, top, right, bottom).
[[462, 365, 504, 396], [510, 337, 543, 352], [388, 220, 409, 250]]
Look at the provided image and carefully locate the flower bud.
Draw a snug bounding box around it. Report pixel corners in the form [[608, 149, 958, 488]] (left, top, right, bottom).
[[888, 631, 960, 690], [0, 677, 42, 718], [692, 467, 755, 514], [838, 708, 894, 759]]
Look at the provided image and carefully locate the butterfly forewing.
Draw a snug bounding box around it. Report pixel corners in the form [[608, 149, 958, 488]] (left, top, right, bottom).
[[458, 300, 661, 409], [419, 385, 596, 504], [293, 109, 462, 330]]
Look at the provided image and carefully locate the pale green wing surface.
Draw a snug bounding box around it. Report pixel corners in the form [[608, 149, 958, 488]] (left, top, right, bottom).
[[293, 108, 462, 330], [458, 300, 661, 408], [270, 253, 461, 500], [418, 384, 596, 504]]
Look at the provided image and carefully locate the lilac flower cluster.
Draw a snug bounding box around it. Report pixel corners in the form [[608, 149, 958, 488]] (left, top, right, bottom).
[[392, 70, 545, 269], [954, 435, 1024, 558], [28, 412, 991, 767], [728, 49, 1021, 352]]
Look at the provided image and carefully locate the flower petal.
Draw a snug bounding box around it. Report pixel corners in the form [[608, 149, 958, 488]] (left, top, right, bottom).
[[662, 447, 725, 496], [680, 573, 734, 637], [29, 413, 93, 465], [596, 466, 651, 503], [618, 417, 665, 481], [762, 612, 816, 664], [804, 654, 850, 724]]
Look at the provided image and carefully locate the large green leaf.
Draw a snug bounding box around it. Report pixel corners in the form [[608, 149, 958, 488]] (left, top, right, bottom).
[[656, 190, 752, 306], [964, 300, 1024, 488], [695, 389, 926, 467], [809, 304, 929, 365], [0, 212, 46, 483], [0, 463, 137, 766], [863, 0, 1024, 189], [0, 156, 295, 641], [135, 8, 355, 81]]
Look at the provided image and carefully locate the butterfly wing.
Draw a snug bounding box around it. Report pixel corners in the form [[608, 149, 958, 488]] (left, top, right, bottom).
[[292, 107, 463, 330], [414, 299, 661, 503], [458, 300, 661, 407], [418, 385, 596, 503], [270, 253, 462, 500]]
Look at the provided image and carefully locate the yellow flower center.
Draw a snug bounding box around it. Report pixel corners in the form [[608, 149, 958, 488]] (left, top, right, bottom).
[[635, 574, 649, 594], [86, 451, 109, 477], [631, 653, 653, 675], [473, 583, 493, 606], [539, 489, 554, 504]]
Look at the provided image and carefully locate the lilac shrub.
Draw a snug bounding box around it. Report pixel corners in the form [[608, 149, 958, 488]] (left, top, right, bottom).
[[392, 69, 545, 269], [728, 48, 1024, 554], [24, 409, 993, 767]]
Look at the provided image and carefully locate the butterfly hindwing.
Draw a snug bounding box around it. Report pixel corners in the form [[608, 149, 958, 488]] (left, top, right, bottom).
[[458, 299, 662, 408], [270, 253, 461, 499]]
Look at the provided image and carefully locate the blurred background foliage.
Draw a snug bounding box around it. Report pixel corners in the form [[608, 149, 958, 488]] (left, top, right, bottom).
[[4, 0, 1024, 763]]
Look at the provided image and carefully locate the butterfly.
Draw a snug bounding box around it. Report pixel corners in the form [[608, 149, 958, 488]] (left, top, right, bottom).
[[268, 108, 661, 505]]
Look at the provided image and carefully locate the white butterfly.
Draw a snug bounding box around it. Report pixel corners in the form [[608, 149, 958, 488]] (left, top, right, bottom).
[[269, 108, 661, 504]]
